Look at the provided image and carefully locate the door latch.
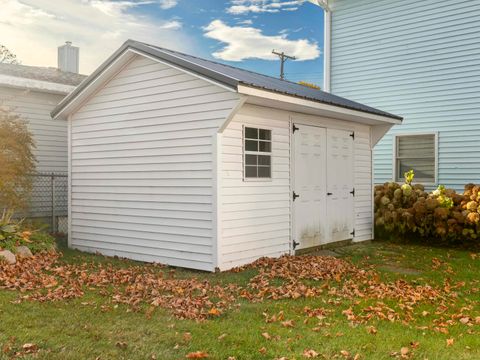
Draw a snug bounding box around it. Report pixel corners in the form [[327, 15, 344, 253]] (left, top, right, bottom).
[[292, 239, 300, 249]]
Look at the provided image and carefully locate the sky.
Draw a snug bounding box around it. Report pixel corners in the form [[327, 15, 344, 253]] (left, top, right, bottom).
[[0, 0, 325, 86]]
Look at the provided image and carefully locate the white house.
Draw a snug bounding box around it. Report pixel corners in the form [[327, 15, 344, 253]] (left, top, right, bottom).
[[0, 42, 86, 225], [52, 40, 402, 271]]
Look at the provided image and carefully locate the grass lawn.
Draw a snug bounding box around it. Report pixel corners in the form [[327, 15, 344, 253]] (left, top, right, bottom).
[[1, 240, 480, 359]]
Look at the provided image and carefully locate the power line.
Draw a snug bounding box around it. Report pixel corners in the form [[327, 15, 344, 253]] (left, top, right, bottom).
[[272, 50, 296, 80]]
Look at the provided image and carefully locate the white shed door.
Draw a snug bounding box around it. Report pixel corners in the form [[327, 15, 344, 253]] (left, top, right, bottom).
[[293, 125, 355, 250], [293, 125, 327, 249], [326, 129, 355, 242]]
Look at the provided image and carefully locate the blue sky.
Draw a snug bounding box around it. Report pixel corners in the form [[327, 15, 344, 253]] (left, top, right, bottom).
[[1, 0, 325, 86]]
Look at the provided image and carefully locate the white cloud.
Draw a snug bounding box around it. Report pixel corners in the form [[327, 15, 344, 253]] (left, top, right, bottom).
[[159, 0, 178, 9], [0, 0, 193, 73], [159, 20, 182, 30], [227, 0, 305, 14], [237, 19, 253, 25], [204, 20, 319, 61]]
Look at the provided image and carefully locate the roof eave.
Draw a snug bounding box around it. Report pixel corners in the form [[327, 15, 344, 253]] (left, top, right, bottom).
[[238, 84, 403, 125]]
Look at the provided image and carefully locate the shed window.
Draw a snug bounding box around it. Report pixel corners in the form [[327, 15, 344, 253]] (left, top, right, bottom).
[[395, 134, 436, 183], [243, 126, 272, 179]]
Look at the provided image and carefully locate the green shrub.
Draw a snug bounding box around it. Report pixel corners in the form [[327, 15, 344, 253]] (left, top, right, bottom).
[[375, 171, 480, 244], [0, 211, 56, 253]]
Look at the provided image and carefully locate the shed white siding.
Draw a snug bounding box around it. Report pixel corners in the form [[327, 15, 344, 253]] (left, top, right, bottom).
[[69, 55, 240, 271], [330, 0, 480, 190], [218, 103, 374, 270], [219, 104, 291, 269]]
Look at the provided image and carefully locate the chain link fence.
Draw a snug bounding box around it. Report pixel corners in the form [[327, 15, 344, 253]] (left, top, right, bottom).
[[21, 173, 68, 233]]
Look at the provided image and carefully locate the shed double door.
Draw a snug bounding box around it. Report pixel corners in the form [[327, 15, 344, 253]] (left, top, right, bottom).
[[293, 124, 354, 250]]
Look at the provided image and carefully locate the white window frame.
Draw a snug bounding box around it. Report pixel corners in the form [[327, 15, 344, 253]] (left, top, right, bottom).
[[242, 125, 273, 182], [393, 132, 438, 185]]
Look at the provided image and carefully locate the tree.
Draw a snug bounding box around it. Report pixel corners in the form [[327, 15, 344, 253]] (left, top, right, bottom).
[[0, 45, 20, 64], [0, 106, 36, 211], [298, 81, 321, 90]]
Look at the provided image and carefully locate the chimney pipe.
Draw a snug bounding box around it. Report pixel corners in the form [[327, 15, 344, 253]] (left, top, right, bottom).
[[58, 41, 79, 73]]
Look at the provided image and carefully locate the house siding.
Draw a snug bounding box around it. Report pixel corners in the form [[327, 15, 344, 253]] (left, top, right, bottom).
[[0, 86, 67, 173], [70, 55, 240, 271], [218, 103, 374, 270], [0, 86, 68, 218], [330, 0, 480, 190]]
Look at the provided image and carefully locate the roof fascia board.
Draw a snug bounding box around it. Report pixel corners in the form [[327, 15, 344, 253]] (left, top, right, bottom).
[[238, 84, 402, 125], [52, 40, 241, 119], [129, 42, 239, 89], [128, 48, 236, 92], [0, 74, 75, 95], [52, 46, 136, 119]]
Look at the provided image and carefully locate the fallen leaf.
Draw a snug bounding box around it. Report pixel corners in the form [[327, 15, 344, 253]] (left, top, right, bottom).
[[281, 320, 295, 328], [115, 342, 127, 349], [303, 349, 319, 358], [186, 351, 209, 359], [218, 333, 227, 341], [261, 332, 271, 340], [446, 338, 454, 347]]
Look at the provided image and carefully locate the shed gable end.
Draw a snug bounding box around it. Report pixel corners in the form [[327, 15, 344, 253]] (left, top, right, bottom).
[[69, 54, 241, 271]]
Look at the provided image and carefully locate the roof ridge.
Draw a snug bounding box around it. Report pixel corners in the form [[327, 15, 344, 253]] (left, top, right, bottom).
[[134, 40, 314, 91]]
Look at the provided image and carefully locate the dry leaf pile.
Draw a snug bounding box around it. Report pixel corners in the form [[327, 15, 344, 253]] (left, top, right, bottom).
[[0, 252, 238, 320], [0, 252, 465, 323]]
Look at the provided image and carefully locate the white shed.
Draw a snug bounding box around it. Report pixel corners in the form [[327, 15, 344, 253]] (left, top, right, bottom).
[[52, 40, 402, 271]]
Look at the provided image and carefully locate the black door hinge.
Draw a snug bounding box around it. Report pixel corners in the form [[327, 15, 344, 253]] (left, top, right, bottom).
[[293, 239, 300, 250], [293, 191, 300, 201], [293, 124, 299, 133], [350, 188, 355, 196], [350, 132, 355, 140], [350, 229, 355, 237], [327, 192, 333, 196]]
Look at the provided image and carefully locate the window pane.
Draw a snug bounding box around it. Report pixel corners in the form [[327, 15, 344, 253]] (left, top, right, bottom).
[[259, 129, 271, 140], [398, 159, 435, 181], [258, 166, 271, 178], [258, 155, 271, 166], [245, 140, 258, 151], [259, 141, 271, 152], [245, 127, 258, 139], [245, 154, 257, 165], [245, 166, 257, 178], [397, 135, 435, 158]]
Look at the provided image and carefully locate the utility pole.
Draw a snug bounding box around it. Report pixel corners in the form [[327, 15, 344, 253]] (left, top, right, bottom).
[[272, 50, 296, 80]]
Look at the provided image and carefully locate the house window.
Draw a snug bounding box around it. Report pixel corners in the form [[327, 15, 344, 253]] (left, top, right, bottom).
[[395, 133, 436, 183], [243, 126, 272, 179]]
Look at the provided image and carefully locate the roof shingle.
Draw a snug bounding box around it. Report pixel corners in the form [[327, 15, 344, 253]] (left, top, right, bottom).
[[0, 62, 86, 86]]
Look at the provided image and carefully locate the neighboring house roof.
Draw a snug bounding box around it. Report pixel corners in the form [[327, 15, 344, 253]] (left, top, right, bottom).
[[0, 63, 86, 86], [52, 39, 402, 121]]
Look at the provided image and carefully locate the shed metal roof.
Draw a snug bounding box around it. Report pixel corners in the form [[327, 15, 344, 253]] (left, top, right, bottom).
[[52, 39, 402, 121]]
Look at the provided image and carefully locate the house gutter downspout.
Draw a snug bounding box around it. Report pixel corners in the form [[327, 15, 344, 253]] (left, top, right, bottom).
[[308, 0, 331, 92], [324, 7, 331, 92]]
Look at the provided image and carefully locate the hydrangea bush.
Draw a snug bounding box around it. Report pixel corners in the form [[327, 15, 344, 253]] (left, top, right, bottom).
[[374, 171, 480, 243]]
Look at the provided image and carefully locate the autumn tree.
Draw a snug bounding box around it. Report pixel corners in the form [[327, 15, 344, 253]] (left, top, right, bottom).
[[298, 81, 321, 90], [0, 106, 36, 211], [0, 45, 20, 64]]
